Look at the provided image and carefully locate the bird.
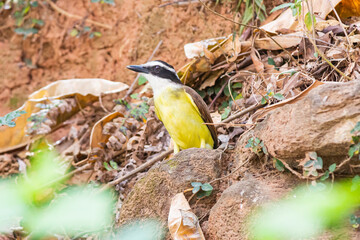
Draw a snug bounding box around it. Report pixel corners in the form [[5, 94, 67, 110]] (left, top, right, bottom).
[[127, 60, 218, 154]]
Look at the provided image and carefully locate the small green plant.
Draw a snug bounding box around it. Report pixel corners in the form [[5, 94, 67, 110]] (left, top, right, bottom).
[[0, 110, 26, 127], [191, 182, 213, 198], [114, 98, 150, 122], [138, 76, 147, 85], [70, 26, 101, 39], [270, 0, 302, 16], [0, 146, 114, 237], [249, 181, 360, 239], [10, 0, 43, 38], [103, 160, 119, 171], [261, 90, 285, 104], [245, 137, 268, 155], [349, 122, 360, 159], [273, 158, 285, 172]]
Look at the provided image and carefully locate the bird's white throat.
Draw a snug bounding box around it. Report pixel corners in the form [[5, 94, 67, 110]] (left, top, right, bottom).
[[143, 74, 182, 96]]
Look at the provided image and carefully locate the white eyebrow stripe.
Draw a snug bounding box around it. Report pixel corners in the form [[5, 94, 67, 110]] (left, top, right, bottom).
[[141, 61, 176, 74]]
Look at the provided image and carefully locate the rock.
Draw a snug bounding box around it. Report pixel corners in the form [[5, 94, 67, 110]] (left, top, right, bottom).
[[118, 148, 223, 228], [206, 173, 297, 240], [235, 81, 360, 169]]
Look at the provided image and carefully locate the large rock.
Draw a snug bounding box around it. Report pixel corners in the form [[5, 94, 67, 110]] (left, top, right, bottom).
[[206, 173, 297, 239], [118, 148, 223, 228], [235, 81, 360, 169]]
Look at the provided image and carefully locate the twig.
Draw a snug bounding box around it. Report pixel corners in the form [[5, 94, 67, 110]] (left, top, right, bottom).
[[124, 40, 163, 98], [43, 0, 112, 29], [99, 92, 110, 113], [208, 78, 228, 109], [102, 148, 173, 190], [205, 122, 253, 127], [276, 158, 305, 179], [159, 0, 202, 8], [221, 103, 262, 123]]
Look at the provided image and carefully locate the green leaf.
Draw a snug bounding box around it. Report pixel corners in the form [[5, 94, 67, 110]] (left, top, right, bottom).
[[221, 107, 231, 120], [320, 171, 329, 181], [32, 19, 44, 26], [232, 82, 242, 89], [191, 182, 202, 188], [304, 160, 314, 168], [14, 27, 38, 37], [103, 0, 115, 5], [314, 157, 323, 169], [224, 86, 231, 97], [70, 29, 78, 37], [261, 97, 267, 105], [191, 182, 202, 194], [351, 175, 360, 192], [30, 1, 39, 7], [329, 163, 336, 173], [351, 122, 360, 134], [314, 52, 319, 58], [201, 183, 213, 192], [270, 2, 294, 13], [273, 93, 285, 100], [93, 31, 102, 37], [349, 144, 359, 158], [138, 76, 147, 85], [305, 12, 316, 31], [91, 0, 100, 2], [130, 93, 139, 99], [279, 69, 297, 76], [262, 144, 268, 155], [22, 5, 30, 15], [109, 160, 119, 170], [235, 93, 243, 100], [268, 57, 276, 67], [103, 162, 112, 171], [207, 87, 214, 96], [274, 158, 285, 172]]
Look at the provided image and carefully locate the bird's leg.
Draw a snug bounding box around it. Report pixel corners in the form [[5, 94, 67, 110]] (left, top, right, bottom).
[[172, 139, 180, 154], [200, 138, 206, 148]]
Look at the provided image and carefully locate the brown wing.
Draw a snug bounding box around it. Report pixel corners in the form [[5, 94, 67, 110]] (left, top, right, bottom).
[[183, 85, 218, 148]]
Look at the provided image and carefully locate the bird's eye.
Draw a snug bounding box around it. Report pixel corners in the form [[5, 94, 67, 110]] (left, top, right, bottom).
[[153, 65, 161, 73]]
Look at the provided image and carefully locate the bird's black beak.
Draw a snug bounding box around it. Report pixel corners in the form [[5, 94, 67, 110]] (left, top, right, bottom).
[[126, 65, 149, 74]]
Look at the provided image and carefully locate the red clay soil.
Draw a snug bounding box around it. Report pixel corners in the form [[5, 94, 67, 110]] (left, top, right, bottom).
[[0, 0, 284, 115]]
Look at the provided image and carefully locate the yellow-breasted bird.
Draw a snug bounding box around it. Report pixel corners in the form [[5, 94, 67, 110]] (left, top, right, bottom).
[[127, 60, 218, 153]]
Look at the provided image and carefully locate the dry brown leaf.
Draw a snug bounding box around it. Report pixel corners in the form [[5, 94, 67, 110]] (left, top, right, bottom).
[[168, 193, 205, 240], [336, 0, 360, 18], [89, 111, 124, 149], [0, 79, 128, 153], [199, 69, 224, 90], [254, 33, 303, 50], [250, 49, 265, 73], [261, 0, 342, 34], [178, 35, 251, 87]]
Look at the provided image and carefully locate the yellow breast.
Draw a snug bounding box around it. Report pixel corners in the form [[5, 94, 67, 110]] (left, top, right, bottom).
[[154, 87, 214, 150]]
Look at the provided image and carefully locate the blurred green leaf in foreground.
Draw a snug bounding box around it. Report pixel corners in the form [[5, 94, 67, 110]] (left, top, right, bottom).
[[0, 146, 114, 238], [249, 181, 360, 239]]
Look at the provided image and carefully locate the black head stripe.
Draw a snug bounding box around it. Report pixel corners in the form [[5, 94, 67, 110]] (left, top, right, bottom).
[[155, 60, 175, 70], [156, 67, 182, 84], [146, 61, 183, 85]]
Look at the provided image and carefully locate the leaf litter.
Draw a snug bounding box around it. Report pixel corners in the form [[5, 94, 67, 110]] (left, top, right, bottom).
[[1, 0, 360, 238]]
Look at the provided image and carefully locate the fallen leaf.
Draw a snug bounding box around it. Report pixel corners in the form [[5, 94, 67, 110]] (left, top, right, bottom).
[[0, 79, 128, 153], [168, 193, 205, 240]]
